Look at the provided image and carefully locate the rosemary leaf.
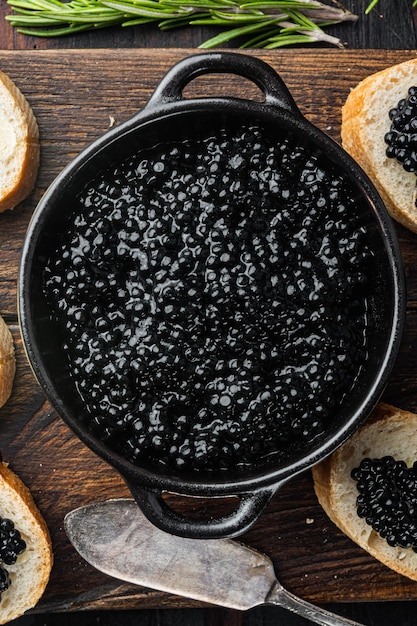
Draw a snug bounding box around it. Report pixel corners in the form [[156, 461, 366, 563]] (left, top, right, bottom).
[[199, 11, 274, 22], [14, 0, 65, 9], [265, 32, 317, 46], [163, 0, 237, 6], [15, 22, 105, 33], [120, 16, 159, 23], [198, 18, 278, 46], [366, 0, 417, 13], [365, 0, 379, 13], [158, 12, 210, 27], [6, 14, 69, 24], [100, 0, 183, 18]]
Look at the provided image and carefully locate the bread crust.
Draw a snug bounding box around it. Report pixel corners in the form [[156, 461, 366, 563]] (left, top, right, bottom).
[[0, 462, 53, 624], [0, 316, 15, 409], [0, 70, 40, 213], [312, 403, 417, 581], [341, 59, 417, 233]]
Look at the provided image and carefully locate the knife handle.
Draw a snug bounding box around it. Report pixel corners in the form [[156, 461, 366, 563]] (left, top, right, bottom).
[[125, 480, 276, 539], [266, 581, 364, 626]]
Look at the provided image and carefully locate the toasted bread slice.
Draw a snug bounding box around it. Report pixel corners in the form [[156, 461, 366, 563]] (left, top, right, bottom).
[[313, 403, 417, 580], [0, 461, 53, 624], [341, 59, 417, 232], [0, 70, 39, 212], [0, 316, 15, 409]]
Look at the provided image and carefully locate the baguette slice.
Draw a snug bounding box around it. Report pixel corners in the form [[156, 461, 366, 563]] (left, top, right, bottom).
[[313, 403, 417, 581], [341, 59, 417, 233], [0, 316, 15, 409], [0, 70, 39, 212], [0, 462, 53, 624]]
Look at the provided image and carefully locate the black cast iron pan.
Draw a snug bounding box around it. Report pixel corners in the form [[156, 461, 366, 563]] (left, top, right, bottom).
[[19, 52, 406, 539]]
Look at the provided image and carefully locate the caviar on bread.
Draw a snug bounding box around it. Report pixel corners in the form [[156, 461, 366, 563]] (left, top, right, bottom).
[[44, 122, 372, 474], [0, 70, 39, 212], [312, 403, 417, 581], [0, 316, 15, 409], [0, 461, 52, 624], [341, 58, 417, 233]]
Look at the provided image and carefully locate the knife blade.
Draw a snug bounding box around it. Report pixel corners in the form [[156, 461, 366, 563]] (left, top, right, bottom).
[[65, 499, 363, 626]]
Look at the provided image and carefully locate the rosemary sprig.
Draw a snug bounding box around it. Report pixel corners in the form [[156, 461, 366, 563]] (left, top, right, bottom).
[[6, 0, 358, 48], [366, 0, 417, 12]]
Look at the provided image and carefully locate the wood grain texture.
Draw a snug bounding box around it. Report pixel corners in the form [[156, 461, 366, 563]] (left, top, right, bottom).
[[1, 49, 417, 612]]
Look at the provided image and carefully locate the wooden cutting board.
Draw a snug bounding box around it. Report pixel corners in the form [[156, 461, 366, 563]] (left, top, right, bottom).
[[1, 48, 417, 611]]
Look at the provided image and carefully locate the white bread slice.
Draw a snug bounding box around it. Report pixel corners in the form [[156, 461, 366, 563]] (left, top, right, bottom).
[[0, 71, 39, 212], [341, 59, 417, 233], [0, 316, 15, 409], [312, 403, 417, 581], [0, 461, 53, 624]]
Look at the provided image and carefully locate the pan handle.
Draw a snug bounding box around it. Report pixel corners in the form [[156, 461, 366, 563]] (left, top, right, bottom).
[[124, 480, 277, 539], [145, 52, 301, 116]]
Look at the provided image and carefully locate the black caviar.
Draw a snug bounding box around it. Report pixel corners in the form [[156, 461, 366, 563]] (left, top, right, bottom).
[[44, 122, 372, 474], [352, 456, 417, 551], [0, 516, 26, 601], [0, 566, 9, 599], [385, 86, 417, 172]]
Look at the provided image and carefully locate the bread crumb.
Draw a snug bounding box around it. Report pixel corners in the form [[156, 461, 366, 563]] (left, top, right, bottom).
[[306, 517, 315, 525]]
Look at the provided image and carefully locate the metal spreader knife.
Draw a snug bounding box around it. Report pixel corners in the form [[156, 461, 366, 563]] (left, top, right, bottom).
[[65, 499, 363, 626]]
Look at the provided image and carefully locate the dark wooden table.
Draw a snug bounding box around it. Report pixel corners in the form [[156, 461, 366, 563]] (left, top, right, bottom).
[[1, 2, 417, 626]]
